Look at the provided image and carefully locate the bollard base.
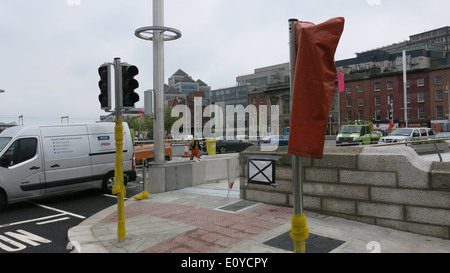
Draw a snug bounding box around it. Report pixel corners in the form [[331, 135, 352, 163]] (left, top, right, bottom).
[[134, 191, 149, 200]]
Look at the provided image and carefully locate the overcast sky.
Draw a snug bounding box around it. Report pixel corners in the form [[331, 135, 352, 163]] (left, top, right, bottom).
[[1, 0, 450, 125]]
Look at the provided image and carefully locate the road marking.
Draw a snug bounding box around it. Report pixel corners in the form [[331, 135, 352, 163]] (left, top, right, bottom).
[[36, 217, 71, 225], [102, 194, 129, 200], [30, 202, 85, 219], [0, 213, 67, 229]]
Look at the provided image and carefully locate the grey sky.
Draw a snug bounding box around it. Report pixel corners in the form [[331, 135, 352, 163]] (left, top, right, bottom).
[[1, 0, 449, 125]]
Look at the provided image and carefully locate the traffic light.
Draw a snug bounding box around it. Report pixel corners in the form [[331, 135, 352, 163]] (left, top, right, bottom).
[[121, 64, 140, 108], [98, 65, 111, 110]]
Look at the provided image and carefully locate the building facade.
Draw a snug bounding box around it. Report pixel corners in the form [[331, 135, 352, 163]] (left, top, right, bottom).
[[166, 69, 211, 99]]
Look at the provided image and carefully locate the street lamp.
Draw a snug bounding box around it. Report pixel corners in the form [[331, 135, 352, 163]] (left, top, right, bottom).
[[446, 84, 450, 122]]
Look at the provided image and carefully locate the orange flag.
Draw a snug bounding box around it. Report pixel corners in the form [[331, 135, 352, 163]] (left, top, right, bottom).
[[288, 18, 345, 159]]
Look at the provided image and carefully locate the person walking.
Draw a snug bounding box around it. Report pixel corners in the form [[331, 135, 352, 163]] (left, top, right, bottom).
[[189, 137, 201, 161]]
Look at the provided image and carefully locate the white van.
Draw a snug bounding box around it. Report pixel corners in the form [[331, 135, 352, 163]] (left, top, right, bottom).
[[0, 122, 136, 210]]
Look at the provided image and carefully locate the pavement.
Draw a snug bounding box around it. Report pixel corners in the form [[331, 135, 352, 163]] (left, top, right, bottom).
[[67, 178, 450, 254]]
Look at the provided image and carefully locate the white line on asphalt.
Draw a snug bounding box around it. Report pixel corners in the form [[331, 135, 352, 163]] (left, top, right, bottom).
[[30, 202, 86, 219], [36, 217, 71, 225], [0, 213, 66, 229], [102, 194, 128, 200]]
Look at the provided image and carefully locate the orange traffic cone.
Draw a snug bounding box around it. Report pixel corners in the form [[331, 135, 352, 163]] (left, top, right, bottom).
[[184, 142, 189, 157]]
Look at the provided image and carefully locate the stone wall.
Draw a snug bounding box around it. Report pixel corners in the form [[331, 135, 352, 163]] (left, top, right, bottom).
[[239, 145, 450, 239]]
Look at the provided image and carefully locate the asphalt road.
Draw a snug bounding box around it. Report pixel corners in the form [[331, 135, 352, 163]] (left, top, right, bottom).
[[0, 181, 143, 253]]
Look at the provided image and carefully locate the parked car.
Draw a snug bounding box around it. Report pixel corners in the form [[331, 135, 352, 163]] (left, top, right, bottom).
[[378, 128, 435, 144], [202, 136, 254, 154], [257, 135, 289, 146], [436, 132, 450, 145]]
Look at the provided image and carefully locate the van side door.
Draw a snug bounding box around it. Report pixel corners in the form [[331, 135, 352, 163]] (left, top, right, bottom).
[[0, 137, 43, 202], [41, 126, 93, 194]]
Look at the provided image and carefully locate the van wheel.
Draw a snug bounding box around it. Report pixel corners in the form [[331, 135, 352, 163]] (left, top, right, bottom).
[[102, 173, 115, 194]]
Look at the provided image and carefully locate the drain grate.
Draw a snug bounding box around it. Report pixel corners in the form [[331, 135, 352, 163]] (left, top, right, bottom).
[[264, 231, 345, 253], [217, 200, 260, 212]]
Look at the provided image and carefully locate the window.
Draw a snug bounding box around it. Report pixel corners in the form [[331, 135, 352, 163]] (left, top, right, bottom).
[[418, 106, 425, 119], [435, 76, 443, 85], [374, 82, 381, 91], [346, 111, 352, 122], [252, 98, 256, 104], [0, 138, 37, 167], [418, 92, 425, 103], [375, 110, 381, 121], [437, 105, 444, 118], [406, 80, 410, 88], [346, 99, 352, 107], [387, 82, 393, 90], [357, 110, 364, 120], [387, 95, 394, 105], [357, 85, 363, 93], [375, 96, 381, 106], [260, 97, 264, 104], [417, 78, 424, 87], [358, 98, 364, 106], [407, 94, 410, 103], [436, 90, 443, 101], [345, 87, 351, 94]]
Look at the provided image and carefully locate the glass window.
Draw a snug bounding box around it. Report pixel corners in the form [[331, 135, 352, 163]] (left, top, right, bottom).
[[436, 90, 443, 101], [417, 78, 424, 87], [0, 137, 12, 153], [375, 96, 381, 106], [418, 92, 425, 103], [435, 76, 443, 85], [387, 82, 393, 90], [375, 110, 381, 121], [0, 138, 37, 167], [374, 82, 381, 91], [437, 105, 444, 118], [358, 98, 364, 106], [418, 106, 425, 119]]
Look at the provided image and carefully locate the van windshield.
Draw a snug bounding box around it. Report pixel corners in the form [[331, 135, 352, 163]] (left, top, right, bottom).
[[0, 137, 11, 152], [339, 126, 362, 134]]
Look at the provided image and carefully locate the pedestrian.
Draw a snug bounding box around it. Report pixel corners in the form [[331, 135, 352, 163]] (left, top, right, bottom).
[[189, 137, 201, 161]]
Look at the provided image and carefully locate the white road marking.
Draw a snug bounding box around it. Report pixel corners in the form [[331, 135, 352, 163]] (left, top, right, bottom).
[[36, 217, 71, 225]]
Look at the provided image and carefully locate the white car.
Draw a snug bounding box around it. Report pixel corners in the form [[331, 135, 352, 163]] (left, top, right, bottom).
[[378, 128, 435, 143]]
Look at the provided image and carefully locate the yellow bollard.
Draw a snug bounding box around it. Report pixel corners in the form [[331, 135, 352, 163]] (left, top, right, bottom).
[[290, 213, 309, 253], [112, 119, 126, 240]]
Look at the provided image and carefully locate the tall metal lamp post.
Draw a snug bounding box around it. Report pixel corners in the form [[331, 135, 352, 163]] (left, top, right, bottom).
[[135, 0, 181, 164]]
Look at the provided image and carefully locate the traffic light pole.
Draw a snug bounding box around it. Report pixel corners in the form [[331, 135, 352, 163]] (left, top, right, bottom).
[[113, 57, 126, 241]]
